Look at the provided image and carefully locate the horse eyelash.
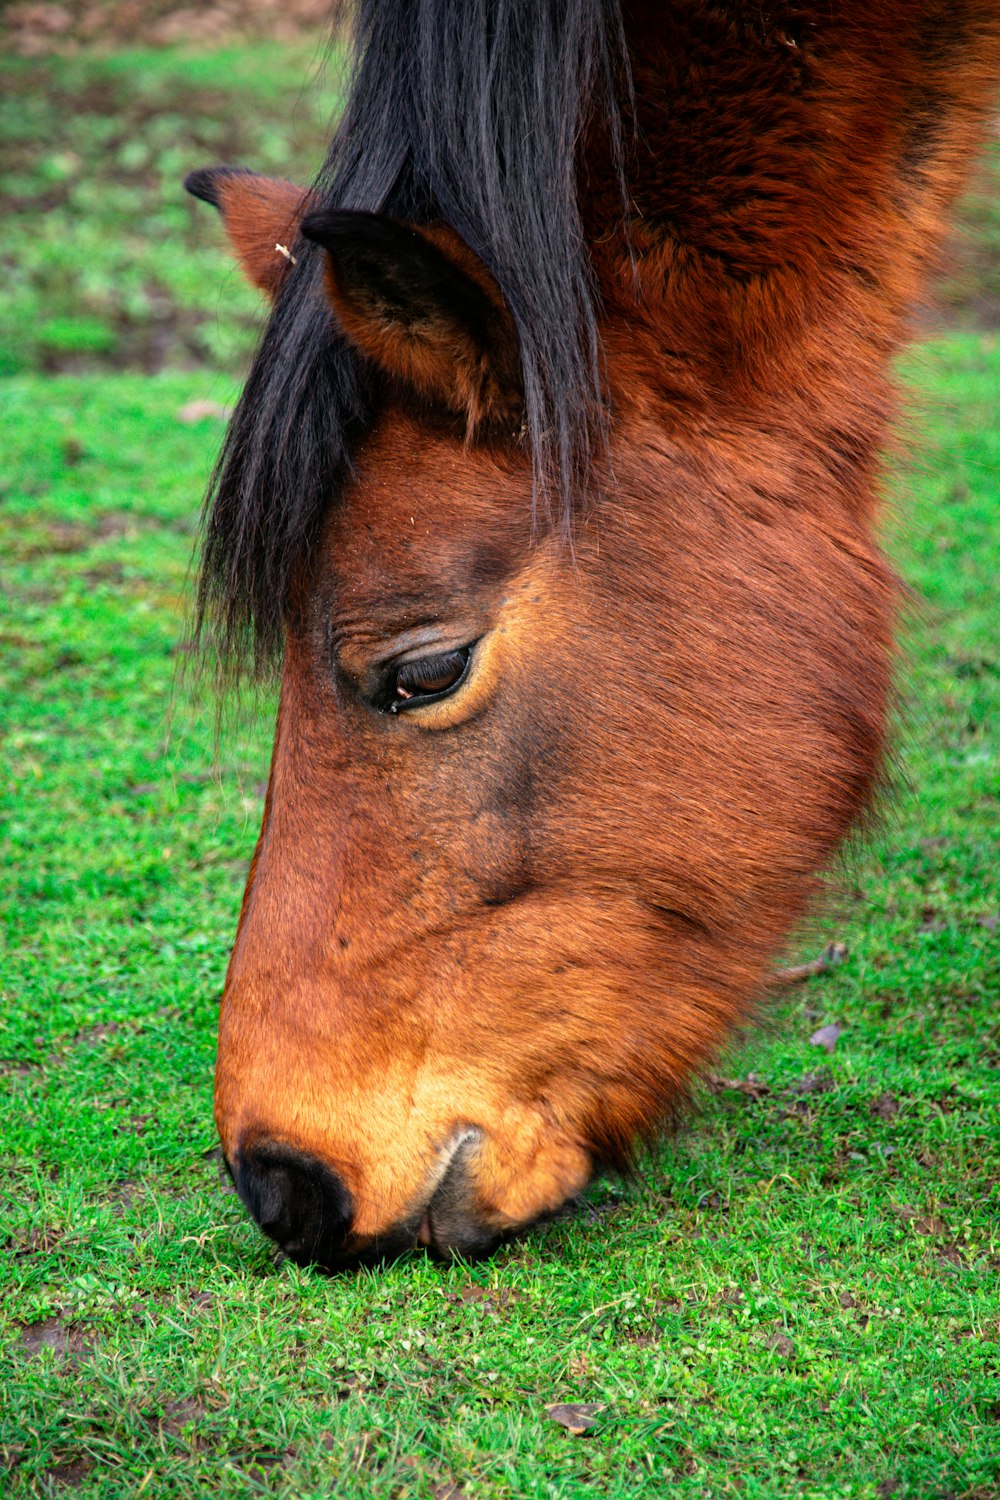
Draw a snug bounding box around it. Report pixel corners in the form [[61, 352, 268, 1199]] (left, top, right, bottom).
[[388, 647, 471, 711]]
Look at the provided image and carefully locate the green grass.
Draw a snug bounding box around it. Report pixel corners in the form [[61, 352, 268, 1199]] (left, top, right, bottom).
[[1, 353, 998, 1500], [1, 38, 999, 1500], [0, 42, 343, 376]]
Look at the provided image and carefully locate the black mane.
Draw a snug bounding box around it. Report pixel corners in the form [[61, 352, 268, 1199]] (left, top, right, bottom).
[[197, 0, 628, 672]]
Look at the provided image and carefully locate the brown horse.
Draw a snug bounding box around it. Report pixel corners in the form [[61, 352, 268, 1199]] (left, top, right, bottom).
[[186, 0, 1000, 1269]]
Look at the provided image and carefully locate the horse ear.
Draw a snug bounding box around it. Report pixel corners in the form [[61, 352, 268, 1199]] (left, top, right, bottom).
[[299, 209, 524, 434], [184, 166, 310, 300]]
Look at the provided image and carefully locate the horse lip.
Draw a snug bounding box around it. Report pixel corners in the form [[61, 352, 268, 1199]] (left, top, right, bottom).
[[422, 1127, 482, 1207], [411, 1127, 482, 1249], [418, 1126, 502, 1259]]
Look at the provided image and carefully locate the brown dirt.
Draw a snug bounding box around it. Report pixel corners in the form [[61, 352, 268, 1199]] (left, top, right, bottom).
[[8, 1223, 66, 1257], [442, 1283, 530, 1316], [72, 1021, 122, 1044], [19, 1316, 92, 1360], [157, 1394, 209, 1440], [47, 1454, 96, 1487]]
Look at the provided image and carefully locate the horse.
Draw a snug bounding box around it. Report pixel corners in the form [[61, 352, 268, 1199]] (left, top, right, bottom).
[[185, 0, 1000, 1270]]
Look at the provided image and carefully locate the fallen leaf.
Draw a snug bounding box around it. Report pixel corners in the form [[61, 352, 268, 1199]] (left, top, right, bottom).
[[545, 1402, 604, 1436], [177, 400, 232, 424], [809, 1022, 842, 1054]]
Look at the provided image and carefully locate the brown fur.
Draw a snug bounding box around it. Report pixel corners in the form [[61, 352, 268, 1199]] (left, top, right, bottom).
[[211, 171, 312, 298], [319, 219, 525, 434], [202, 1, 1000, 1259]]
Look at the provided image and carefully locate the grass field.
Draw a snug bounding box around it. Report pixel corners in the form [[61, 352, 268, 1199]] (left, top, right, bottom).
[[2, 41, 999, 1500]]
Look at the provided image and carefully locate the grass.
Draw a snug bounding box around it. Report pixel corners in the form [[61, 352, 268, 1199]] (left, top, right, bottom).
[[0, 41, 343, 376], [1, 39, 999, 1500]]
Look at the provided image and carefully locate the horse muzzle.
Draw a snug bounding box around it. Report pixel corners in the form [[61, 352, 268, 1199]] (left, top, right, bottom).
[[229, 1129, 505, 1270]]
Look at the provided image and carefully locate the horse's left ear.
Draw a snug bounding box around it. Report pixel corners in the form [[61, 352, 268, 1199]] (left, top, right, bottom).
[[300, 209, 524, 434], [184, 165, 310, 300]]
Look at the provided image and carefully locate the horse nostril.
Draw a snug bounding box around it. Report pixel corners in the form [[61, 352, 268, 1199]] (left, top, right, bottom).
[[233, 1140, 353, 1266]]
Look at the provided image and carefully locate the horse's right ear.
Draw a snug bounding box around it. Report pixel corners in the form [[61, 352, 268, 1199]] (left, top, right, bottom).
[[299, 208, 524, 434], [185, 166, 310, 300]]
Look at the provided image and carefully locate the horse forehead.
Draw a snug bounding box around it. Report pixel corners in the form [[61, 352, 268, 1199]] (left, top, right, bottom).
[[328, 412, 534, 588]]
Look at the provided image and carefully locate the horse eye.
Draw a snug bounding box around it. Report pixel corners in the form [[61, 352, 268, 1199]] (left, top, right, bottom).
[[391, 646, 471, 710]]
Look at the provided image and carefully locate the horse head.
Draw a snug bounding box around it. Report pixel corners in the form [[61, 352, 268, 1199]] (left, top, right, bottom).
[[186, 1, 1000, 1268]]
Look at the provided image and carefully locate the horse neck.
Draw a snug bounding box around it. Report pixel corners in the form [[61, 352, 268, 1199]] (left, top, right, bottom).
[[584, 1, 1000, 517]]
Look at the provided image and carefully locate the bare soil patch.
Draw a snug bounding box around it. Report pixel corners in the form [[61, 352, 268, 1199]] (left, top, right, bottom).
[[48, 1454, 96, 1487], [19, 1316, 92, 1360]]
